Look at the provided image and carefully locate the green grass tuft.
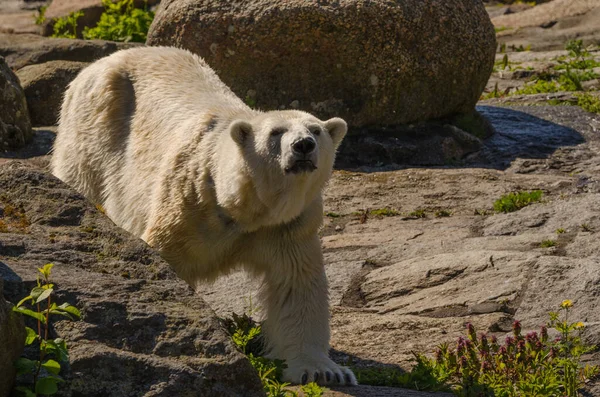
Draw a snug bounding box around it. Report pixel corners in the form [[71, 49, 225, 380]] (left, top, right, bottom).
[[409, 209, 427, 218], [540, 239, 557, 248], [493, 190, 543, 213], [369, 208, 400, 217], [576, 93, 600, 114]]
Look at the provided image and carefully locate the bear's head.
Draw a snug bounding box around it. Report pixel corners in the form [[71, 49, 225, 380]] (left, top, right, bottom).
[[225, 110, 347, 226]]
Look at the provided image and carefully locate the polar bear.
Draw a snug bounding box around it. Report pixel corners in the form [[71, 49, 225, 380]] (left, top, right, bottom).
[[51, 46, 356, 386]]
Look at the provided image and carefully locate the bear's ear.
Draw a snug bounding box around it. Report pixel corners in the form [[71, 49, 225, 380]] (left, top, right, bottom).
[[324, 117, 347, 148], [230, 120, 253, 147]]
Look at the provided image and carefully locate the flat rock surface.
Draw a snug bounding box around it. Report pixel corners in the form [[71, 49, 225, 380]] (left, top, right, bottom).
[[488, 0, 600, 51]]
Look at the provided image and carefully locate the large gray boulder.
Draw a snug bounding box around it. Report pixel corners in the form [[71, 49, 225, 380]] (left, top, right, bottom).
[[147, 0, 496, 128], [0, 56, 32, 151], [0, 278, 25, 397], [0, 163, 264, 397], [17, 60, 88, 126]]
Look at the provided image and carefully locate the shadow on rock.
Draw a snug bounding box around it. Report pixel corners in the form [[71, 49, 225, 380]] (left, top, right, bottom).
[[0, 127, 55, 161], [335, 105, 587, 172], [328, 349, 453, 396], [475, 105, 587, 170]]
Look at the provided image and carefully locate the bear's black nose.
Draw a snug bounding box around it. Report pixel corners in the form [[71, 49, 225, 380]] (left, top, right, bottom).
[[292, 137, 316, 155]]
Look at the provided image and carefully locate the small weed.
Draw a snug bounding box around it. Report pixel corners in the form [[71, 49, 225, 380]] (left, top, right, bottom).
[[576, 93, 600, 114], [324, 212, 341, 218], [351, 210, 369, 224], [409, 209, 427, 218], [495, 26, 509, 33], [474, 209, 490, 216], [556, 228, 566, 234], [52, 11, 82, 39], [300, 382, 325, 397], [514, 79, 561, 95], [369, 208, 400, 217], [83, 0, 154, 43], [482, 82, 504, 100], [223, 312, 327, 396], [223, 312, 294, 396], [33, 5, 47, 26], [434, 210, 452, 218], [493, 190, 543, 213], [540, 239, 557, 248], [510, 44, 532, 52], [12, 264, 81, 396], [513, 40, 598, 96], [580, 224, 594, 232], [245, 96, 257, 108], [352, 363, 451, 391]]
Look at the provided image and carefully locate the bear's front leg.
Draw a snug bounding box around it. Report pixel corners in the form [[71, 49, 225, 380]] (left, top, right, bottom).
[[259, 235, 357, 386]]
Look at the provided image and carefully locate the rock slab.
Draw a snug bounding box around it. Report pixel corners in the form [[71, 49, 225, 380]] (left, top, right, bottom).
[[0, 163, 264, 397], [147, 0, 497, 127], [0, 56, 32, 151], [17, 60, 88, 126], [0, 33, 140, 71], [0, 278, 25, 397]]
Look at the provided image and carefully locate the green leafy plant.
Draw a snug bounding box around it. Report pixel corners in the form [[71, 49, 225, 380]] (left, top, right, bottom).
[[576, 93, 600, 114], [223, 312, 326, 396], [12, 264, 81, 396], [300, 382, 325, 397], [514, 80, 561, 95], [353, 360, 451, 391], [493, 190, 543, 213], [413, 301, 596, 396], [515, 40, 598, 96], [83, 0, 154, 43], [540, 239, 557, 248], [409, 209, 427, 218], [369, 207, 400, 217], [51, 11, 82, 39], [482, 82, 504, 100], [556, 228, 566, 234], [33, 5, 47, 26], [223, 312, 294, 396]]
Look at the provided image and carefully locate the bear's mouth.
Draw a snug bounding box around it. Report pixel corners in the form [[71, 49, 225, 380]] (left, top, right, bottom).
[[285, 160, 317, 174]]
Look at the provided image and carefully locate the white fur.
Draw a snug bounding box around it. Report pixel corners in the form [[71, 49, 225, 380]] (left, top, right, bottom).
[[51, 46, 356, 386]]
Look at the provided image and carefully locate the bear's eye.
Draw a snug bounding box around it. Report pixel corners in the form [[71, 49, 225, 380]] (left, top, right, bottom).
[[270, 128, 286, 137], [310, 127, 321, 136]]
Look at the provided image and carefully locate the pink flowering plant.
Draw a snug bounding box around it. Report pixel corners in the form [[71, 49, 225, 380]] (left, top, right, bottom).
[[425, 300, 598, 396]]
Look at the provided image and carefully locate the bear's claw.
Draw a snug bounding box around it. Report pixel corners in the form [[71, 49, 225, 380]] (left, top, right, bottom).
[[285, 356, 357, 386]]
